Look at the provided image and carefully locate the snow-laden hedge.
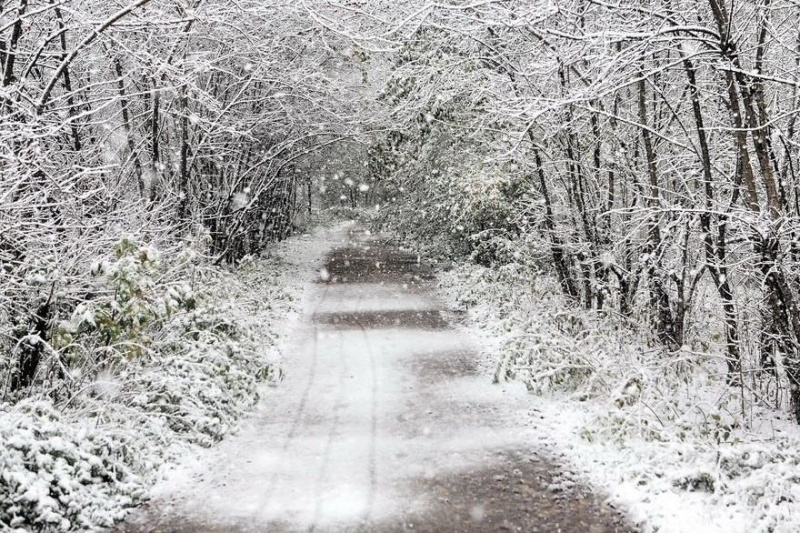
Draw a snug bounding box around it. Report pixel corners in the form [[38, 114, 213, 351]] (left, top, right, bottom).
[[437, 260, 800, 532], [0, 237, 292, 532]]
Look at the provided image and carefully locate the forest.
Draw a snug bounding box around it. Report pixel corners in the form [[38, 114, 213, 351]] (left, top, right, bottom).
[[2, 0, 800, 531], [367, 0, 800, 422]]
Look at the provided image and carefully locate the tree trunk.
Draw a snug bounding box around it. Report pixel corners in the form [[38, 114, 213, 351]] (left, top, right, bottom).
[[534, 147, 579, 300], [113, 55, 144, 196], [638, 76, 678, 350], [178, 86, 190, 219], [2, 0, 28, 112], [52, 1, 82, 152], [682, 50, 741, 382]]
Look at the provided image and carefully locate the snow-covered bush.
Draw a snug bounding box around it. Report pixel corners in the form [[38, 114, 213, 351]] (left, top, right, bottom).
[[118, 306, 276, 447], [438, 260, 800, 532], [0, 401, 145, 531], [443, 262, 629, 396], [0, 232, 292, 531], [53, 239, 178, 372]]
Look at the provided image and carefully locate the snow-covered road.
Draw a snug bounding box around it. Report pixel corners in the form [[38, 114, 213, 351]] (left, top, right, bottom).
[[118, 226, 630, 532]]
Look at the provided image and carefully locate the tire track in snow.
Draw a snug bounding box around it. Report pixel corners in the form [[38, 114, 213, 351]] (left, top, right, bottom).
[[288, 282, 330, 442], [309, 252, 380, 530], [330, 232, 380, 525], [352, 313, 379, 525], [257, 282, 331, 523], [309, 293, 349, 532]]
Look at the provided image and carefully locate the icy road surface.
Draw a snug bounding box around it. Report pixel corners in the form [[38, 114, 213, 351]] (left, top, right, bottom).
[[118, 226, 632, 532]]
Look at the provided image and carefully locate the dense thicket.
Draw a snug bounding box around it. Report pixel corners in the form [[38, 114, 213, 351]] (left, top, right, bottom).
[[363, 0, 800, 423], [0, 0, 362, 400]]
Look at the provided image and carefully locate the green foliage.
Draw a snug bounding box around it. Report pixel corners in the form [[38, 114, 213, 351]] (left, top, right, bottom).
[[0, 229, 293, 531], [54, 239, 197, 368], [372, 129, 527, 262]]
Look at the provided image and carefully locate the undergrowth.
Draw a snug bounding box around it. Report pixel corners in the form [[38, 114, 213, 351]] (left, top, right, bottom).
[[436, 258, 800, 532], [0, 234, 293, 532]]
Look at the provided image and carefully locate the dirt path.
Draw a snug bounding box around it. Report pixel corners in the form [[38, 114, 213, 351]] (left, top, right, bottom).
[[118, 227, 632, 532]]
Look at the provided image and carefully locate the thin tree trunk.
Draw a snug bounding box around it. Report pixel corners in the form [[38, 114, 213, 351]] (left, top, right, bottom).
[[52, 0, 82, 152], [150, 83, 161, 201], [638, 76, 678, 349], [112, 55, 144, 196], [533, 146, 579, 300], [2, 0, 27, 113], [682, 50, 741, 382], [178, 86, 190, 219]]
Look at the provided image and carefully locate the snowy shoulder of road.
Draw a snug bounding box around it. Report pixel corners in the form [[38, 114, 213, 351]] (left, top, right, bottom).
[[434, 261, 800, 533], [145, 221, 355, 496]]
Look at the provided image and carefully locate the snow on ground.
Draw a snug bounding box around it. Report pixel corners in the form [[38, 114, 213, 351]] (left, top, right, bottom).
[[132, 225, 475, 530], [435, 261, 800, 533]]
